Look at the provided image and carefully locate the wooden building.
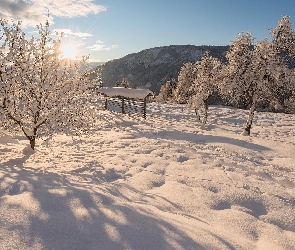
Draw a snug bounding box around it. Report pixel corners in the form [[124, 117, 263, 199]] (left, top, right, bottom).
[[97, 87, 154, 119]]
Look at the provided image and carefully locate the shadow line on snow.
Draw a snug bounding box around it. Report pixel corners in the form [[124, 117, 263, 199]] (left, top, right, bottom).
[[138, 129, 270, 152], [0, 160, 237, 250]]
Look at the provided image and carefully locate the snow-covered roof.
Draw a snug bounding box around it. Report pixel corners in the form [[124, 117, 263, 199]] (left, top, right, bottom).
[[97, 87, 153, 99]]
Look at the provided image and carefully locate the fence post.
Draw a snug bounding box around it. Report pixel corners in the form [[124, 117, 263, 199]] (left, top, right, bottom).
[[105, 98, 108, 109], [121, 97, 125, 114], [143, 97, 147, 119]]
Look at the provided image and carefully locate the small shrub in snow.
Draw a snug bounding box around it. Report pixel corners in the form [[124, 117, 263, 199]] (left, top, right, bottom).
[[158, 78, 177, 102], [115, 77, 131, 88]]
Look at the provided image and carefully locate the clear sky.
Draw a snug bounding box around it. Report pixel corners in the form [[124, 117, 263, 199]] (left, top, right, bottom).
[[1, 0, 295, 62]]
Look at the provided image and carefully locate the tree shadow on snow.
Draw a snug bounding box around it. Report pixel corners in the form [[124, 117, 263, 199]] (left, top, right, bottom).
[[112, 111, 270, 152], [142, 129, 270, 152], [0, 161, 237, 250]]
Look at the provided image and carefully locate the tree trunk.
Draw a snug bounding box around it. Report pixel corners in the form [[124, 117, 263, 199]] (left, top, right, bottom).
[[121, 97, 125, 114], [242, 99, 256, 136], [202, 100, 209, 125], [29, 137, 36, 150], [194, 108, 200, 121], [22, 127, 37, 150]]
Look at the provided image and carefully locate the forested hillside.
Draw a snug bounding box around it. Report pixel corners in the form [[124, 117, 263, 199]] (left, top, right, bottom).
[[100, 45, 229, 93]]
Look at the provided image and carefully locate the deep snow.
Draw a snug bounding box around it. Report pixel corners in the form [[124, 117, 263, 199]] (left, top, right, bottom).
[[0, 103, 295, 250]]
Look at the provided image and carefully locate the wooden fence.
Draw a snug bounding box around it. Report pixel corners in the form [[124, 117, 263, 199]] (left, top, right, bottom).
[[104, 96, 148, 119], [97, 87, 153, 119]]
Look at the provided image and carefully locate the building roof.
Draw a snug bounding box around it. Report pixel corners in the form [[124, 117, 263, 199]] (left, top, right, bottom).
[[98, 87, 153, 99]]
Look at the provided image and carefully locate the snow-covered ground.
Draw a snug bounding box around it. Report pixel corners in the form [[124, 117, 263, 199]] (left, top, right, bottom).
[[0, 103, 295, 250]]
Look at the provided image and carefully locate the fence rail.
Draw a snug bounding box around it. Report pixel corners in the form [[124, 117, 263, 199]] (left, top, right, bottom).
[[104, 96, 148, 119]]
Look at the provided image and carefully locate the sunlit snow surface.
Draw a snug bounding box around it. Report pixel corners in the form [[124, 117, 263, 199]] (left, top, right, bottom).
[[0, 103, 295, 250]]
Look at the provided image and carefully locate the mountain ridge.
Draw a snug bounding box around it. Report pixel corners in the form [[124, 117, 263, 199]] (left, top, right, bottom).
[[100, 45, 229, 93]]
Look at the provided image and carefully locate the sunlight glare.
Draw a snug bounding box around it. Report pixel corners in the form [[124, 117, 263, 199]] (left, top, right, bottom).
[[61, 44, 77, 59]]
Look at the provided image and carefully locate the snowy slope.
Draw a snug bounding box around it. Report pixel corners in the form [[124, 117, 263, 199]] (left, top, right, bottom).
[[0, 103, 294, 250]]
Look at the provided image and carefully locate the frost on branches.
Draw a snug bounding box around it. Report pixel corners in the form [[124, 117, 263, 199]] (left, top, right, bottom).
[[0, 19, 97, 150], [271, 15, 295, 57], [187, 51, 221, 126], [175, 52, 220, 127], [220, 16, 295, 136], [159, 78, 177, 102], [115, 77, 131, 88], [174, 62, 196, 104], [269, 15, 295, 109], [220, 32, 257, 135]]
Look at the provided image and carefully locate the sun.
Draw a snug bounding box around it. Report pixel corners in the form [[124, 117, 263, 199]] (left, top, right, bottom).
[[61, 43, 77, 59]]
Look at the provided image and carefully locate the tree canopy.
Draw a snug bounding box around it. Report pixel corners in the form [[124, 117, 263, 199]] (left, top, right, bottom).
[[0, 19, 97, 149]]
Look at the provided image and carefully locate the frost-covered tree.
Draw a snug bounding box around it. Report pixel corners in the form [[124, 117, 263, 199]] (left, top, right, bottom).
[[90, 64, 104, 89], [220, 32, 266, 135], [116, 77, 131, 88], [253, 38, 293, 111], [269, 15, 295, 107], [271, 15, 295, 57], [174, 62, 197, 104], [187, 51, 221, 126], [159, 77, 177, 102], [221, 21, 295, 136], [0, 19, 97, 150]]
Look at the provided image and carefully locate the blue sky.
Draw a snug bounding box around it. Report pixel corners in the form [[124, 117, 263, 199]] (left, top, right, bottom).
[[1, 0, 295, 62]]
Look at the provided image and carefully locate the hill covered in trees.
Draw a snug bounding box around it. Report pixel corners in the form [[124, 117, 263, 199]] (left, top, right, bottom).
[[100, 45, 229, 93]]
